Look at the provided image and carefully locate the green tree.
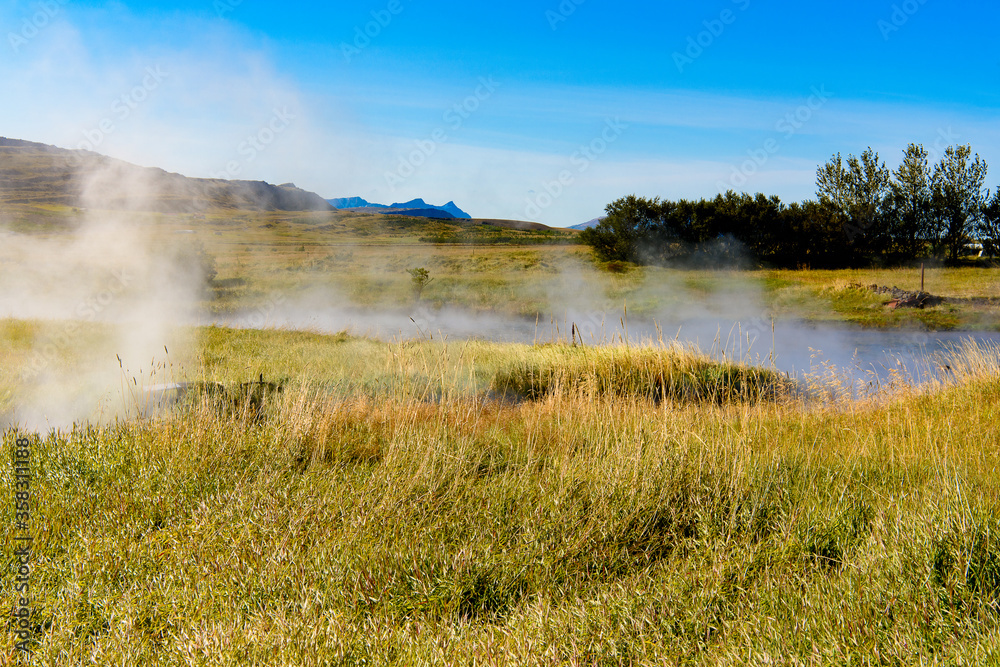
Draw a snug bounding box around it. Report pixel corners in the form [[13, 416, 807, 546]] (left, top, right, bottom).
[[845, 148, 892, 256], [407, 267, 433, 299], [817, 149, 891, 258], [978, 188, 1000, 258], [580, 194, 661, 262], [887, 143, 933, 259], [816, 152, 850, 216], [931, 144, 988, 262]]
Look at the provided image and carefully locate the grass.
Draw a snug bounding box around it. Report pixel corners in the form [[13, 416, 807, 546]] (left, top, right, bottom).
[[7, 202, 1000, 329], [7, 205, 1000, 663], [5, 323, 1000, 663], [491, 343, 791, 404]]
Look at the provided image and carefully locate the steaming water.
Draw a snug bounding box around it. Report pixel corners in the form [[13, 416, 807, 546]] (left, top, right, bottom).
[[217, 305, 1000, 392], [6, 305, 999, 431]]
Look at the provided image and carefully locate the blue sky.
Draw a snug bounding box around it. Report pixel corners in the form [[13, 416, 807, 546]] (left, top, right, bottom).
[[2, 0, 998, 226]]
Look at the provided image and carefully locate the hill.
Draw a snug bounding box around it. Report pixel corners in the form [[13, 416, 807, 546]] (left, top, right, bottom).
[[0, 137, 334, 214]]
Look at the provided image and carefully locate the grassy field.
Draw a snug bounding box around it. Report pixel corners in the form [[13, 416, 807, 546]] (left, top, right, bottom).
[[195, 216, 1000, 331], [5, 209, 1000, 663], [4, 322, 1000, 663], [5, 205, 1000, 329]]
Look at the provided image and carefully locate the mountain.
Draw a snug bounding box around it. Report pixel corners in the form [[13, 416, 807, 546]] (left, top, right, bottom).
[[327, 196, 387, 209], [391, 208, 455, 219], [328, 196, 470, 219], [389, 199, 471, 219], [0, 137, 334, 213], [569, 217, 605, 230]]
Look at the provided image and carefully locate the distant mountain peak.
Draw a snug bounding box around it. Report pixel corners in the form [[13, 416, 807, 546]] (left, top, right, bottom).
[[390, 198, 429, 208], [568, 217, 605, 230], [328, 196, 470, 219]]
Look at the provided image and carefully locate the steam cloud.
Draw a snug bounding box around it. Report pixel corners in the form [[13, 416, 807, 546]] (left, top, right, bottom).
[[1, 167, 205, 430]]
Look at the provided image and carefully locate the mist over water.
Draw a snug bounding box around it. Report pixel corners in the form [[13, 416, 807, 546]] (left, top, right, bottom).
[[6, 266, 1000, 430], [3, 182, 998, 430], [218, 297, 1000, 392]]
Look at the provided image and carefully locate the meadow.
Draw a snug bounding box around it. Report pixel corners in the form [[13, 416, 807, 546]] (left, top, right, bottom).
[[4, 321, 1000, 664], [5, 206, 1000, 330], [4, 209, 1000, 664]]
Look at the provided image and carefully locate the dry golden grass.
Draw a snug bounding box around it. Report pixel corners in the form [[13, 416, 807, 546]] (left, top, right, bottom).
[[3, 326, 1000, 664]]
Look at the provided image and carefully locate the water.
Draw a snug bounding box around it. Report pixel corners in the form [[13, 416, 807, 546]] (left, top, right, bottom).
[[217, 304, 1000, 392]]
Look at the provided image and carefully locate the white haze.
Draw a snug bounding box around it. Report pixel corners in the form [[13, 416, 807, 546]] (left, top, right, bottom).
[[6, 197, 1000, 429], [213, 249, 1000, 396], [2, 8, 999, 427], [1, 166, 205, 430]]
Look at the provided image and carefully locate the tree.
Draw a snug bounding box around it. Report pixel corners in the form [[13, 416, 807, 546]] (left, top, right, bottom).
[[816, 149, 891, 261], [580, 195, 661, 262], [979, 188, 1000, 258], [407, 267, 433, 299], [887, 143, 933, 259], [931, 144, 988, 262], [816, 152, 850, 215], [846, 148, 891, 256]]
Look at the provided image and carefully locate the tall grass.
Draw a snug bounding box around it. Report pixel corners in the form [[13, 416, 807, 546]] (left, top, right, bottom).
[[4, 329, 1000, 663], [491, 343, 792, 404]]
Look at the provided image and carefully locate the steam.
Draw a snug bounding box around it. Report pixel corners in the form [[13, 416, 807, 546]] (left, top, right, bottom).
[[1, 171, 205, 430], [214, 248, 1000, 396]]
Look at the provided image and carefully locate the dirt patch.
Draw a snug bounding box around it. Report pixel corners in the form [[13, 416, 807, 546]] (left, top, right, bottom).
[[857, 283, 1000, 310], [855, 284, 945, 309]]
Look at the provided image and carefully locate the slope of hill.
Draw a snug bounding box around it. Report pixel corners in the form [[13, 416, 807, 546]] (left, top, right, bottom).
[[0, 137, 334, 213]]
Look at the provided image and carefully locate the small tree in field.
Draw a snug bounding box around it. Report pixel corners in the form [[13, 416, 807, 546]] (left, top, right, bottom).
[[407, 267, 433, 299]]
